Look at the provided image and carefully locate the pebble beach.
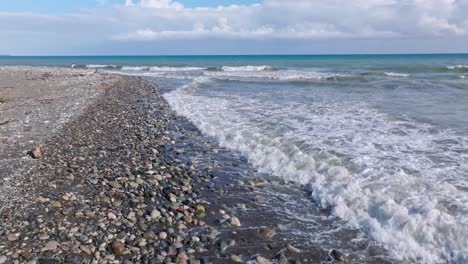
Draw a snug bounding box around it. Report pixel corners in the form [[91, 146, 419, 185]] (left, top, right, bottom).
[[0, 67, 372, 264]]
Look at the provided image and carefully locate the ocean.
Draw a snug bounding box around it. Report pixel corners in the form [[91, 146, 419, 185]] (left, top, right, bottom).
[[2, 54, 468, 263]]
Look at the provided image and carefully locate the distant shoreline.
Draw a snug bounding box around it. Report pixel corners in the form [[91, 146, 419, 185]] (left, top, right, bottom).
[[1, 53, 468, 57]]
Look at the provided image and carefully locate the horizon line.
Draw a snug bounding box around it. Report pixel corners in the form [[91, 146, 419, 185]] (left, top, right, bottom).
[[2, 53, 468, 57]]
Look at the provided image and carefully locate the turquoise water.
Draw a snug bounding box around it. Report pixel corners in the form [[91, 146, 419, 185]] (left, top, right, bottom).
[[3, 54, 468, 263], [2, 54, 468, 69]]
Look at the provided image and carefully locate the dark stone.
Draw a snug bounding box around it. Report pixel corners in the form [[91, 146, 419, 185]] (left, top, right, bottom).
[[65, 254, 84, 264], [38, 258, 57, 264]]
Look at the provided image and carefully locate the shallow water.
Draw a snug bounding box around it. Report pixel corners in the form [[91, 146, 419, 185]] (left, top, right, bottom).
[[3, 54, 468, 263]]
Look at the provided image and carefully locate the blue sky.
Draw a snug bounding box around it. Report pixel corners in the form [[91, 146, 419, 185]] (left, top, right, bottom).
[[0, 0, 260, 13], [1, 0, 467, 55]]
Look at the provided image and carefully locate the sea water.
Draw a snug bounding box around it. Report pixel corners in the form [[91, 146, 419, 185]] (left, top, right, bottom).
[[2, 54, 468, 263]]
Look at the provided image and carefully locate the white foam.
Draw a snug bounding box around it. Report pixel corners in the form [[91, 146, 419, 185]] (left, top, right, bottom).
[[121, 66, 149, 71], [205, 69, 350, 81], [447, 65, 468, 70], [221, 65, 275, 72], [460, 75, 466, 79], [384, 72, 410, 77], [164, 80, 468, 264], [149, 66, 205, 72], [86, 64, 116, 68]]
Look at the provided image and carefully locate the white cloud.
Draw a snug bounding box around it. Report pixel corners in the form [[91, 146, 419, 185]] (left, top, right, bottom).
[[111, 0, 468, 41], [1, 0, 468, 54], [142, 0, 183, 9]]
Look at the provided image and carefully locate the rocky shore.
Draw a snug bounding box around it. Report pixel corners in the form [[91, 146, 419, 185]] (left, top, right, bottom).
[[0, 67, 392, 264], [0, 66, 114, 215]]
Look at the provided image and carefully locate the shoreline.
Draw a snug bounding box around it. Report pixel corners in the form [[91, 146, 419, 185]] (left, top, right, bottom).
[[0, 67, 392, 263]]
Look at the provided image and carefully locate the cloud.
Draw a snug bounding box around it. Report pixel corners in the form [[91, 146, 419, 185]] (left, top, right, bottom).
[[0, 0, 468, 54], [112, 0, 468, 41], [126, 0, 183, 10]]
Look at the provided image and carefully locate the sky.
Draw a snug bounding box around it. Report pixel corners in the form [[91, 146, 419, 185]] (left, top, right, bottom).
[[1, 0, 468, 55]]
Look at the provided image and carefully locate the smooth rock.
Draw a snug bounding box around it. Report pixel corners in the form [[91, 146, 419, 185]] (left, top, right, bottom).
[[159, 231, 168, 240], [151, 209, 161, 219], [111, 241, 125, 255], [230, 217, 241, 227], [31, 146, 42, 159], [259, 228, 276, 238], [138, 239, 147, 247], [51, 201, 62, 208], [0, 256, 7, 264], [7, 234, 19, 241], [177, 252, 189, 261], [287, 244, 302, 253], [143, 231, 155, 240], [44, 241, 60, 251], [256, 256, 270, 264], [80, 245, 92, 255], [107, 212, 117, 220], [230, 255, 242, 263], [195, 205, 205, 213]]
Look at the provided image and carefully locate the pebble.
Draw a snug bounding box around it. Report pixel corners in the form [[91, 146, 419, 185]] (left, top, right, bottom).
[[7, 234, 19, 242], [51, 201, 62, 208], [143, 231, 155, 240], [111, 241, 125, 255], [287, 244, 302, 253], [84, 210, 94, 217], [230, 255, 242, 262], [256, 256, 270, 264], [31, 146, 42, 159], [177, 252, 189, 261], [80, 245, 92, 255], [44, 240, 60, 251], [151, 209, 161, 219], [195, 205, 205, 213], [259, 228, 276, 238], [107, 212, 117, 219], [159, 231, 168, 240], [138, 239, 147, 247], [0, 256, 7, 264], [230, 216, 241, 226], [39, 234, 50, 240]]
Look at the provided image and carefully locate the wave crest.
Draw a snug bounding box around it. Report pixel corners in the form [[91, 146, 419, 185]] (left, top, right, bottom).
[[149, 66, 205, 72], [221, 65, 276, 72]]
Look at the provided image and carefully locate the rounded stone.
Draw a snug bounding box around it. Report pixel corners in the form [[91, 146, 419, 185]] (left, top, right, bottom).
[[111, 241, 125, 255], [230, 255, 242, 263], [259, 228, 276, 238], [151, 209, 161, 219], [44, 240, 60, 251], [230, 217, 241, 227], [159, 231, 168, 240]]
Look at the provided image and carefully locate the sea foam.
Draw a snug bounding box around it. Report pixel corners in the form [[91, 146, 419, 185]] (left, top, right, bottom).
[[149, 66, 205, 72], [221, 65, 275, 71], [163, 78, 468, 264], [447, 65, 468, 70], [384, 72, 410, 77], [121, 66, 150, 71]]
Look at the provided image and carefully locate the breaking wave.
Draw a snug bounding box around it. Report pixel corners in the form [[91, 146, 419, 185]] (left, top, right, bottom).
[[220, 65, 276, 72], [163, 76, 468, 264]]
